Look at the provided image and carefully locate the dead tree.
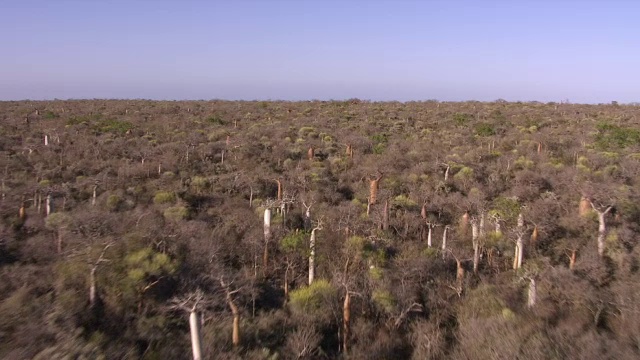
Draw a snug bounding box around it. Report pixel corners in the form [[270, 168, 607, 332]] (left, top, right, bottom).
[[368, 173, 383, 215]]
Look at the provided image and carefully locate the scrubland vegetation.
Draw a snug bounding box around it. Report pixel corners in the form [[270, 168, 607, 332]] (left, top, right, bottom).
[[1, 99, 640, 359]]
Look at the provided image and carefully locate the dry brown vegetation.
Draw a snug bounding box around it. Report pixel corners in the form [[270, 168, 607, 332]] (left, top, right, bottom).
[[1, 99, 640, 359]]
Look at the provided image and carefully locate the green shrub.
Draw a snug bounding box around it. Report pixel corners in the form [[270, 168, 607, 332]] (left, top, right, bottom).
[[373, 289, 396, 313], [106, 195, 122, 211], [453, 113, 472, 125], [163, 206, 189, 221], [154, 191, 175, 204], [475, 123, 496, 136], [595, 122, 640, 150], [289, 279, 336, 312]]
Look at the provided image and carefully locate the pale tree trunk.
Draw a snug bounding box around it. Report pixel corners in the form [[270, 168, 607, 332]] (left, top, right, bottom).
[[455, 259, 464, 295], [513, 213, 525, 270], [382, 199, 389, 230], [427, 224, 433, 248], [45, 194, 52, 216], [527, 278, 537, 308], [89, 267, 97, 308], [230, 302, 240, 347], [441, 226, 449, 258], [471, 220, 479, 273], [479, 212, 486, 238], [92, 185, 97, 206], [569, 249, 577, 270], [343, 291, 351, 353], [44, 135, 49, 146], [444, 165, 450, 181], [597, 211, 610, 257], [263, 208, 271, 275], [308, 227, 319, 285], [189, 310, 203, 360]]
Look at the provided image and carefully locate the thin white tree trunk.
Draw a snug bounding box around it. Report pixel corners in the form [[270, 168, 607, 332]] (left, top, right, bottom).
[[597, 212, 607, 257], [92, 185, 97, 206], [45, 194, 52, 216], [263, 208, 271, 272], [189, 310, 203, 360], [527, 278, 537, 308], [514, 234, 524, 270], [427, 224, 432, 248], [89, 267, 97, 307], [44, 135, 49, 146], [441, 226, 448, 258], [309, 228, 318, 285], [471, 220, 479, 273]]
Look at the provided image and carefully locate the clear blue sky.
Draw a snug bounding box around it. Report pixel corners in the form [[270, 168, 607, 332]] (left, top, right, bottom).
[[1, 0, 639, 103]]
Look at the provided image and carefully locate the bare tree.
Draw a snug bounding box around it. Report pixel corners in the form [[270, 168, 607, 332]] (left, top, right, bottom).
[[308, 220, 324, 285]]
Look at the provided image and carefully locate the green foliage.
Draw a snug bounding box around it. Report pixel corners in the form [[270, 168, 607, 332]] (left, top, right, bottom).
[[490, 196, 520, 222], [453, 113, 473, 125], [595, 121, 640, 150], [106, 194, 122, 211], [373, 289, 396, 313], [206, 115, 226, 125], [289, 279, 336, 312], [475, 123, 496, 136], [45, 212, 71, 230], [43, 110, 58, 119], [95, 119, 134, 134], [454, 166, 474, 180], [280, 231, 307, 252], [163, 206, 189, 221], [125, 248, 177, 284], [153, 191, 176, 204], [457, 285, 510, 323]]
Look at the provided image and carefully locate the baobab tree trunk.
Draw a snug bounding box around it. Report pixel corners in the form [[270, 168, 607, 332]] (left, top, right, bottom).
[[471, 220, 479, 273], [527, 278, 537, 308], [92, 185, 97, 206], [45, 194, 52, 216], [455, 259, 464, 294], [263, 208, 271, 275], [275, 179, 282, 202], [579, 196, 591, 217], [442, 226, 449, 259], [444, 165, 450, 181], [461, 212, 469, 232], [513, 213, 525, 270], [89, 267, 97, 308], [597, 211, 608, 257], [427, 224, 433, 248], [189, 310, 203, 360], [530, 225, 538, 246], [229, 301, 240, 347], [343, 291, 351, 353], [309, 227, 320, 285], [591, 202, 613, 258], [308, 147, 314, 161], [569, 249, 577, 270], [382, 199, 389, 231]]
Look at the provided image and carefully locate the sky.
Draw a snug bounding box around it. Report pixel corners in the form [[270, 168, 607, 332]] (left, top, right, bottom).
[[1, 0, 639, 103]]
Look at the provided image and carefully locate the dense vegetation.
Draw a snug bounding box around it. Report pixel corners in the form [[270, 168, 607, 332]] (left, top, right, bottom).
[[1, 99, 640, 359]]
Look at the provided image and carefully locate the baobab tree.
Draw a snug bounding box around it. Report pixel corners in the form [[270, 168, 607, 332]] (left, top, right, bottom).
[[170, 290, 207, 360], [308, 220, 324, 285]]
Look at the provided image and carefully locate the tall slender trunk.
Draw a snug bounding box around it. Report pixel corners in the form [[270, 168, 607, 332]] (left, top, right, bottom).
[[597, 212, 607, 257], [382, 199, 389, 230], [263, 208, 271, 275], [46, 194, 52, 216], [441, 226, 448, 258], [527, 278, 537, 308], [569, 249, 576, 270], [89, 267, 97, 308], [343, 292, 351, 353], [92, 185, 97, 206], [427, 224, 433, 248], [189, 310, 203, 360], [309, 228, 319, 285], [471, 220, 479, 273], [513, 233, 524, 270]]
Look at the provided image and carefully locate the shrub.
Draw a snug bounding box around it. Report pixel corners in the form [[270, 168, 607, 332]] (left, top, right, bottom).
[[153, 191, 175, 204], [163, 206, 189, 221], [106, 195, 122, 211], [475, 123, 496, 136], [289, 279, 336, 312]]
